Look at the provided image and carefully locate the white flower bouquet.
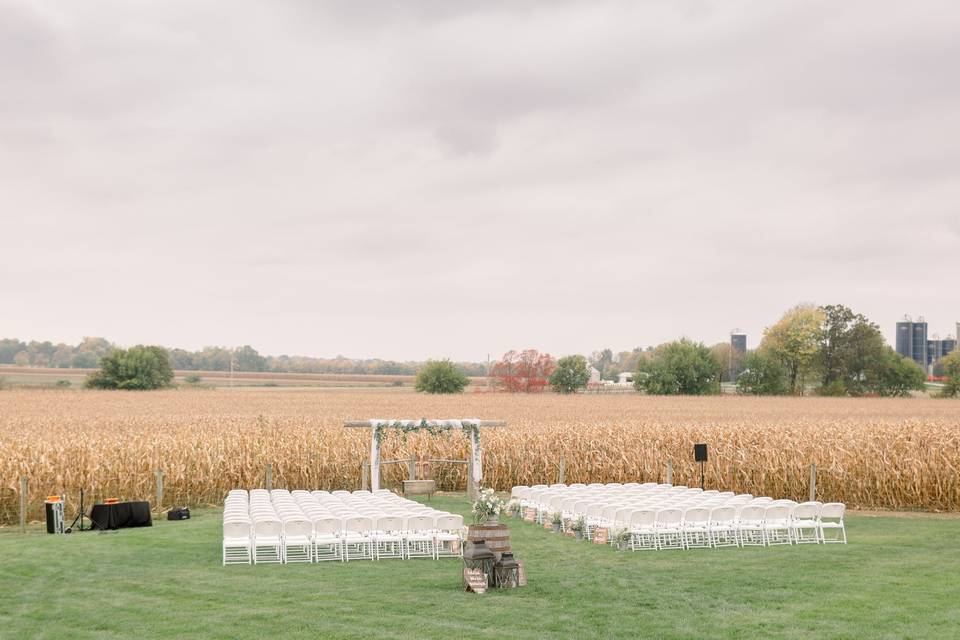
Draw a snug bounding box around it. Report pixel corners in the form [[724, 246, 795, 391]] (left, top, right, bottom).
[[471, 487, 506, 524]]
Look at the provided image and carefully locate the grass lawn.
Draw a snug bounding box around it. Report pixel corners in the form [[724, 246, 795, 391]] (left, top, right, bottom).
[[2, 495, 958, 639]]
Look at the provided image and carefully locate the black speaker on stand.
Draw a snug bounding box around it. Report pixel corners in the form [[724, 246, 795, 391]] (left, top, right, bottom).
[[693, 444, 708, 490]]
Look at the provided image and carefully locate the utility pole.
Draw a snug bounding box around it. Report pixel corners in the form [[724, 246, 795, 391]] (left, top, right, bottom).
[[229, 347, 235, 389], [486, 353, 491, 392]]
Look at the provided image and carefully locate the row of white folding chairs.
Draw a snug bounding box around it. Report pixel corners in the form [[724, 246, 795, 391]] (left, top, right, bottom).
[[223, 513, 465, 564], [620, 503, 846, 550]]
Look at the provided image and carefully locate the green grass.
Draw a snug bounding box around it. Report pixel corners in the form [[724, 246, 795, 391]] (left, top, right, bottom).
[[2, 496, 958, 639]]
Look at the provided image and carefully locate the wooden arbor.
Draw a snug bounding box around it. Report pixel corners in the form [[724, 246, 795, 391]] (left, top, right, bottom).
[[344, 419, 506, 498]]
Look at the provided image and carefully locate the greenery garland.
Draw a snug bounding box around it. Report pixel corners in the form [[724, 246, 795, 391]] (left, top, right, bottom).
[[373, 419, 480, 446]]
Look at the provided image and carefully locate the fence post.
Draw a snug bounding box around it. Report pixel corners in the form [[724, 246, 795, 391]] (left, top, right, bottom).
[[666, 460, 673, 485], [407, 456, 416, 481], [558, 455, 566, 484], [155, 470, 164, 510], [809, 463, 817, 502], [265, 463, 273, 491], [361, 459, 369, 491], [19, 476, 28, 533]]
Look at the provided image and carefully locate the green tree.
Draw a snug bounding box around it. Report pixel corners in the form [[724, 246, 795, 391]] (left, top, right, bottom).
[[550, 355, 590, 394], [762, 304, 825, 395], [234, 345, 267, 372], [939, 350, 960, 398], [85, 346, 175, 390], [736, 350, 790, 395], [874, 348, 927, 397], [634, 339, 720, 395], [414, 359, 468, 394], [818, 304, 886, 396]]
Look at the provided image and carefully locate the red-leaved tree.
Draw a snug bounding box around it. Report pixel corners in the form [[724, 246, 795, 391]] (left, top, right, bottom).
[[491, 349, 556, 392]]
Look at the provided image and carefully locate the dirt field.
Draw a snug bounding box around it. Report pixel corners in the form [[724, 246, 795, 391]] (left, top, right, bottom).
[[2, 389, 958, 523]]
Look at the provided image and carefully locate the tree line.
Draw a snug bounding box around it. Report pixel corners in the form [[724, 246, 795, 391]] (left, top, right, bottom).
[[0, 337, 487, 377]]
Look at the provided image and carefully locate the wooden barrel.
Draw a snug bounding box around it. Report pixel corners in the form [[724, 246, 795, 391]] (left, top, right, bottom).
[[467, 523, 511, 555]]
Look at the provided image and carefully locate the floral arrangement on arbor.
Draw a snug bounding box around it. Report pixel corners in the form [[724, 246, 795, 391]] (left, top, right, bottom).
[[471, 488, 505, 524]]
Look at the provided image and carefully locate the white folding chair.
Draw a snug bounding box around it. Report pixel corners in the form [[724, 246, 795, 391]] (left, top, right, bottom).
[[282, 519, 314, 563], [629, 509, 657, 550], [434, 514, 464, 559], [404, 515, 436, 559], [312, 516, 344, 562], [682, 507, 711, 549], [655, 508, 684, 550], [762, 505, 792, 546], [252, 519, 283, 564], [737, 506, 765, 547], [819, 503, 847, 544], [342, 516, 375, 561], [790, 502, 822, 544], [223, 520, 252, 565], [708, 506, 738, 548], [373, 516, 405, 559]]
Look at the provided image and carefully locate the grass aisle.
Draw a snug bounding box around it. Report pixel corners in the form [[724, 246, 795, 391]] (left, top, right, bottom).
[[2, 496, 958, 639]]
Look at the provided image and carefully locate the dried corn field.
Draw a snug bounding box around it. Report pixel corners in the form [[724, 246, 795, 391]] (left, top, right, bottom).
[[2, 388, 959, 523]]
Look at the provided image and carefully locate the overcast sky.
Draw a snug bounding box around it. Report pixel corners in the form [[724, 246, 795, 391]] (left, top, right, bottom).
[[2, 1, 958, 361]]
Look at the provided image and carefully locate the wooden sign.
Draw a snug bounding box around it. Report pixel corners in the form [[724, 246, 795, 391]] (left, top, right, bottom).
[[463, 568, 487, 594], [593, 527, 609, 545], [523, 507, 536, 522], [517, 561, 527, 587], [564, 528, 576, 538], [543, 519, 553, 530]]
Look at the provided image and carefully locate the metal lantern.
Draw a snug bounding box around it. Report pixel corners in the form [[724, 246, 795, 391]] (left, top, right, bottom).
[[493, 552, 520, 589], [462, 539, 495, 588]]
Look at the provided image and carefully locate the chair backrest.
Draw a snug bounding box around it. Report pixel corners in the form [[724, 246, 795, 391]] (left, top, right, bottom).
[[820, 502, 845, 520], [683, 507, 710, 524], [404, 515, 435, 531], [614, 508, 635, 525], [739, 506, 765, 523], [312, 517, 342, 536], [572, 500, 590, 516], [223, 521, 251, 538], [435, 514, 464, 531], [283, 519, 313, 537], [792, 502, 821, 519], [656, 508, 683, 525], [709, 506, 735, 524], [253, 519, 282, 537], [343, 516, 373, 534], [586, 504, 605, 518], [375, 516, 404, 532], [763, 505, 790, 523], [630, 509, 657, 527]]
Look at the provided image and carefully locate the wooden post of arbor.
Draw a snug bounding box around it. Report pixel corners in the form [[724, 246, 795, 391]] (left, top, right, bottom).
[[467, 457, 475, 500], [407, 456, 416, 481]]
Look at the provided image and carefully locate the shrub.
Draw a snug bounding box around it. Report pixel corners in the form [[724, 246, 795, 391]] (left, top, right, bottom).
[[634, 339, 720, 395], [937, 350, 960, 398], [875, 348, 927, 398], [549, 355, 590, 394], [84, 346, 174, 390], [184, 374, 203, 385], [56, 379, 72, 388], [414, 360, 468, 394], [736, 351, 789, 396]]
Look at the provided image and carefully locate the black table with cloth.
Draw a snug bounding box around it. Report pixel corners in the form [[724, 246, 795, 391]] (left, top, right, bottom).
[[89, 501, 152, 530]]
